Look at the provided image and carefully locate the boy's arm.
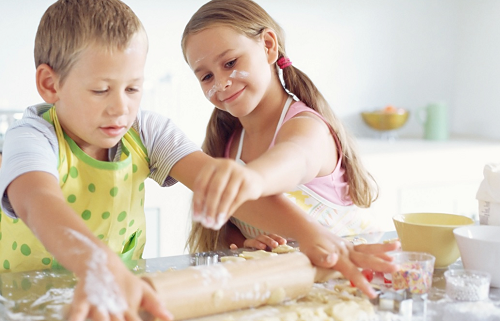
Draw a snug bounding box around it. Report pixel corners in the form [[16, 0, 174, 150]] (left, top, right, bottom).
[[7, 171, 172, 320], [171, 151, 399, 298]]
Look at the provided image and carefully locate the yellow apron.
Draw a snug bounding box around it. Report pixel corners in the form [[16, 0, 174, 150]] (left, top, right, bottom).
[[0, 106, 150, 273]]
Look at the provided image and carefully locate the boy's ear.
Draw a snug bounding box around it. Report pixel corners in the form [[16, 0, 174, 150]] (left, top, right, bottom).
[[262, 29, 279, 65], [36, 64, 60, 104]]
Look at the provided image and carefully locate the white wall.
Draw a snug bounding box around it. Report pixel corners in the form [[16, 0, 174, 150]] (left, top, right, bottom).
[[1, 0, 499, 255], [2, 1, 500, 142], [453, 1, 500, 138]]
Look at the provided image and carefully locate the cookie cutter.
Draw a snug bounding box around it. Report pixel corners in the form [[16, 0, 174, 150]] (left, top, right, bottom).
[[191, 252, 219, 266], [371, 288, 427, 319]]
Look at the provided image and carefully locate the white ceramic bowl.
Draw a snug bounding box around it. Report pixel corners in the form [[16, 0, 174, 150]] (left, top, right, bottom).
[[453, 225, 500, 287]]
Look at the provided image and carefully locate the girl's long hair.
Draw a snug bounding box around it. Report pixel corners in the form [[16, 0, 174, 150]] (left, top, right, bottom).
[[182, 0, 378, 253]]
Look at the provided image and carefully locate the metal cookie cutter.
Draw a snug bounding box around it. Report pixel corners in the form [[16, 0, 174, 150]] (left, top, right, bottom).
[[371, 288, 427, 319], [191, 252, 219, 266]]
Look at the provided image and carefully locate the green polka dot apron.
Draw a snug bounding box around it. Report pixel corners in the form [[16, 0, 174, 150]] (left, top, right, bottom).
[[0, 106, 150, 273]]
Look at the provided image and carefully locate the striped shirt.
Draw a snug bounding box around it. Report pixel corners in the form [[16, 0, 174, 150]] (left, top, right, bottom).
[[0, 103, 200, 218]]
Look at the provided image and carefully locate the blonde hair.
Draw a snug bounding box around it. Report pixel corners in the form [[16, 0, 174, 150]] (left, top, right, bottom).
[[34, 0, 147, 85], [182, 0, 378, 253]]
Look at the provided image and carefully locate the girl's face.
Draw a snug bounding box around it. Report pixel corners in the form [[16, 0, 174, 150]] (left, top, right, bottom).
[[52, 33, 148, 160], [185, 25, 276, 118]]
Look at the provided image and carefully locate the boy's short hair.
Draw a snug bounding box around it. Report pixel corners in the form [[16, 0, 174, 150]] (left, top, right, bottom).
[[34, 0, 147, 85]]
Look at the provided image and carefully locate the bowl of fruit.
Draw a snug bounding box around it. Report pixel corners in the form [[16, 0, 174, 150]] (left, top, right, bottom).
[[361, 105, 409, 131]]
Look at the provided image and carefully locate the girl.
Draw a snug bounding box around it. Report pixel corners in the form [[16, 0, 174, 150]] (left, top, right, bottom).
[[183, 0, 381, 251]]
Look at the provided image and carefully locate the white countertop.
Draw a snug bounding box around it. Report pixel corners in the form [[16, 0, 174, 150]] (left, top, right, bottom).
[[356, 135, 500, 156]]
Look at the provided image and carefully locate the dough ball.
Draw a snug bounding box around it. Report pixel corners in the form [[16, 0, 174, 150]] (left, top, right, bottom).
[[221, 256, 246, 263], [271, 244, 297, 254], [239, 250, 277, 260]]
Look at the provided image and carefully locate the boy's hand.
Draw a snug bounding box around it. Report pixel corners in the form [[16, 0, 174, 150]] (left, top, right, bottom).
[[229, 233, 288, 251], [69, 258, 172, 321], [192, 158, 264, 230]]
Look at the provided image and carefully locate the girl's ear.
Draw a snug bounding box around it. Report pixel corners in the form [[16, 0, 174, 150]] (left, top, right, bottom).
[[262, 29, 279, 65], [36, 64, 60, 104]]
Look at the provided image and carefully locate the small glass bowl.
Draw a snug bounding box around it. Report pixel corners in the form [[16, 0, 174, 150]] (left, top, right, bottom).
[[390, 251, 435, 294], [444, 269, 491, 301]]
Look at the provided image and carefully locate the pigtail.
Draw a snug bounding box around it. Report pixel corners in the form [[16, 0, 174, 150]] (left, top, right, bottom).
[[202, 109, 241, 157], [186, 109, 241, 253], [280, 56, 378, 208]]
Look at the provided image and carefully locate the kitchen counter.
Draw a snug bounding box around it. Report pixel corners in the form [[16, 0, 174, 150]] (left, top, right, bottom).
[[1, 232, 500, 320]]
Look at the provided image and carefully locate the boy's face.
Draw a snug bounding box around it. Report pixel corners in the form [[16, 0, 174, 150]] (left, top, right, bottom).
[[53, 33, 148, 160]]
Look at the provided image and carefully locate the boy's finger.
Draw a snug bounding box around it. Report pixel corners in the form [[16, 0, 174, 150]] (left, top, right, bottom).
[[140, 284, 174, 321], [123, 310, 143, 321], [68, 299, 90, 321], [210, 177, 242, 229], [192, 166, 215, 219], [88, 306, 111, 321], [202, 170, 232, 228]]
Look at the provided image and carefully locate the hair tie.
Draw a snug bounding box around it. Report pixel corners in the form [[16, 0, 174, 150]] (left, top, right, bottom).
[[277, 57, 292, 69]]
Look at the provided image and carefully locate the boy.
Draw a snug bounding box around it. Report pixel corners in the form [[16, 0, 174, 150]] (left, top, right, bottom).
[[0, 0, 399, 320]]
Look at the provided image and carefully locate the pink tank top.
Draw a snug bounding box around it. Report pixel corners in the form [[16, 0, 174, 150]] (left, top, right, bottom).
[[225, 96, 353, 206]]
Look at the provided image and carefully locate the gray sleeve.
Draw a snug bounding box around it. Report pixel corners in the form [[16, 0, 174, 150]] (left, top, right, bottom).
[[0, 119, 59, 218], [135, 110, 201, 187]]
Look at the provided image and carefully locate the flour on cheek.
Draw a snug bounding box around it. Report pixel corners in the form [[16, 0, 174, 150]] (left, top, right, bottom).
[[66, 229, 128, 316], [230, 70, 249, 79], [206, 85, 217, 100]]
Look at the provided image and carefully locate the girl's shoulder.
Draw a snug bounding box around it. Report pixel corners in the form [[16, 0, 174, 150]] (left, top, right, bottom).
[[285, 100, 324, 123]]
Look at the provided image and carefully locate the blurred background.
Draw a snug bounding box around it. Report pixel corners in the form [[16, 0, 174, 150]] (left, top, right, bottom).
[[1, 0, 499, 257]]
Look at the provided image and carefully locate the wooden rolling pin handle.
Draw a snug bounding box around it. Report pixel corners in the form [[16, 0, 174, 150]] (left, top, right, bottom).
[[141, 251, 317, 320], [141, 252, 344, 320]]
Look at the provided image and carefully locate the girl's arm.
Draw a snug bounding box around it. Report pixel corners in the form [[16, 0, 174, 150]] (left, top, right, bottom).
[[7, 171, 172, 321], [245, 112, 337, 195]]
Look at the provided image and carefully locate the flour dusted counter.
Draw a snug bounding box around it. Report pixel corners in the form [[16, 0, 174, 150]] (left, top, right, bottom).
[[356, 137, 500, 231]]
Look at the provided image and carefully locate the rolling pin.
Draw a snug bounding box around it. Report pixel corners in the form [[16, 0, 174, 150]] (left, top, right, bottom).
[[141, 251, 342, 320]]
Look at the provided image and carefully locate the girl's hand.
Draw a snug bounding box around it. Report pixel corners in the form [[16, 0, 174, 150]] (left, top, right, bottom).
[[192, 158, 264, 230], [296, 225, 400, 298], [229, 233, 288, 251], [68, 261, 173, 321]]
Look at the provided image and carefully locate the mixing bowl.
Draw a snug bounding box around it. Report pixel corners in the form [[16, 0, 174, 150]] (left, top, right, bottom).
[[361, 109, 409, 131], [392, 213, 475, 268], [453, 225, 500, 287]]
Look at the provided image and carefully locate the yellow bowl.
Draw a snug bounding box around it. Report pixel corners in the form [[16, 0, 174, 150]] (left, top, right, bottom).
[[361, 110, 409, 131], [392, 213, 475, 268]]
